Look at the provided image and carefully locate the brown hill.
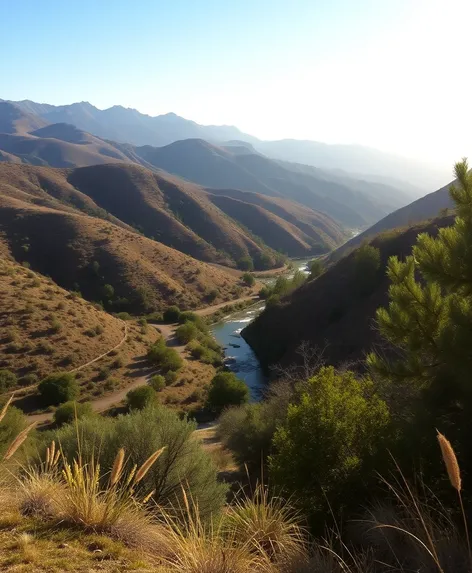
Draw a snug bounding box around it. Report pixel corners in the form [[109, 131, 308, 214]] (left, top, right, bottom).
[[243, 215, 455, 371]]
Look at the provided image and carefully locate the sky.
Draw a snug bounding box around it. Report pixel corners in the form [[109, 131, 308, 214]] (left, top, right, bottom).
[[1, 0, 471, 168]]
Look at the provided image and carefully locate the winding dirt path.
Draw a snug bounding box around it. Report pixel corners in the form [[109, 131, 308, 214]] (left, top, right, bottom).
[[25, 294, 260, 425]]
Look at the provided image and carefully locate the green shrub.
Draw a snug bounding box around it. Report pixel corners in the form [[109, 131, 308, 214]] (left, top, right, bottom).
[[53, 401, 93, 426], [175, 321, 199, 344], [19, 373, 38, 387], [238, 256, 254, 271], [206, 372, 249, 414], [308, 259, 324, 279], [188, 341, 205, 359], [242, 272, 255, 287], [269, 366, 390, 526], [126, 386, 156, 410], [102, 284, 114, 299], [51, 405, 227, 521], [353, 243, 381, 291], [163, 305, 181, 323], [147, 339, 183, 372], [38, 373, 79, 406], [114, 312, 132, 321], [0, 370, 17, 393], [165, 370, 178, 385], [149, 374, 166, 391]]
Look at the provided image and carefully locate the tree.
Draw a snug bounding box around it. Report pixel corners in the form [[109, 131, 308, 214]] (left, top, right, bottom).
[[175, 321, 198, 344], [126, 386, 156, 410], [54, 401, 93, 426], [147, 339, 183, 372], [149, 374, 166, 391], [269, 367, 389, 526], [367, 160, 472, 469], [308, 259, 324, 279], [38, 373, 79, 406], [163, 305, 181, 323], [238, 256, 254, 272], [206, 372, 249, 414], [242, 272, 255, 287], [353, 243, 381, 291], [102, 284, 114, 299], [0, 370, 17, 393]]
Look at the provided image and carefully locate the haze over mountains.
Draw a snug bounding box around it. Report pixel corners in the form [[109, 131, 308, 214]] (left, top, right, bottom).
[[2, 98, 448, 190], [0, 100, 435, 231]]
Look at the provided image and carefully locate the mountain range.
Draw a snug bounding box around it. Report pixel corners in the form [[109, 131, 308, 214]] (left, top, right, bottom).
[[2, 98, 447, 190], [0, 101, 425, 229]]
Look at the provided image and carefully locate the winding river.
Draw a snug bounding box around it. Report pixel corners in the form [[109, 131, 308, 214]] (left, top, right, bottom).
[[210, 258, 313, 400]]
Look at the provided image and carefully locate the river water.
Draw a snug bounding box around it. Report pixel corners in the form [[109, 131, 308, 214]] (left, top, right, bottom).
[[210, 257, 313, 400]]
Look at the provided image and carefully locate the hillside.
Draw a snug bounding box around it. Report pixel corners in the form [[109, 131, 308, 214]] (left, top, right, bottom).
[[6, 98, 448, 189], [243, 215, 454, 371], [331, 179, 454, 261], [0, 101, 47, 135], [0, 162, 343, 264]]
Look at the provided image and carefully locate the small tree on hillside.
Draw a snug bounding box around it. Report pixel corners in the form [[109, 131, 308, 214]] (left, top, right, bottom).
[[353, 243, 381, 291], [242, 272, 255, 287], [238, 256, 254, 272], [38, 373, 79, 406], [206, 372, 249, 414], [308, 259, 324, 279], [127, 386, 156, 410]]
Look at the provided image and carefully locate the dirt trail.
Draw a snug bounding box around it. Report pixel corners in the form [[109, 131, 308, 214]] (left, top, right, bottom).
[[25, 294, 260, 425]]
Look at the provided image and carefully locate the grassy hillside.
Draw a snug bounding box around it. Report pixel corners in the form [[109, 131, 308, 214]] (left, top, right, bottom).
[[0, 102, 48, 135], [243, 215, 454, 370]]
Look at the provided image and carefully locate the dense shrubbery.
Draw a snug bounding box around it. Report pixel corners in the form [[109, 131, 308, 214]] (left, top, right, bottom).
[[237, 256, 254, 271], [126, 386, 157, 410], [259, 270, 306, 301], [242, 272, 255, 286], [308, 258, 324, 279], [175, 321, 199, 344], [0, 369, 17, 393], [149, 374, 166, 391], [54, 401, 93, 426], [147, 339, 183, 372], [163, 305, 181, 323], [206, 372, 249, 414], [38, 372, 79, 406], [352, 243, 381, 291], [51, 405, 227, 521]]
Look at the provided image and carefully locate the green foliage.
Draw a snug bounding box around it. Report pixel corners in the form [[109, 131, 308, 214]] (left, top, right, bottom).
[[102, 284, 115, 299], [175, 321, 199, 344], [308, 258, 324, 279], [149, 374, 166, 391], [51, 405, 227, 521], [163, 305, 181, 323], [206, 372, 249, 414], [0, 404, 29, 458], [237, 256, 254, 271], [126, 386, 157, 410], [367, 160, 472, 473], [353, 243, 381, 291], [260, 270, 306, 301], [242, 272, 255, 287], [38, 372, 79, 406], [0, 369, 17, 393], [269, 366, 390, 526], [53, 401, 93, 426], [147, 339, 183, 372], [165, 370, 178, 385]]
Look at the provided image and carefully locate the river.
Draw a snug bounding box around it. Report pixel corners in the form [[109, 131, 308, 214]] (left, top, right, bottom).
[[210, 257, 313, 400]]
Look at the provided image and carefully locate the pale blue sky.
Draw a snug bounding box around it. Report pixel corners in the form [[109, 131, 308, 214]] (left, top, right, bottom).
[[1, 0, 471, 166]]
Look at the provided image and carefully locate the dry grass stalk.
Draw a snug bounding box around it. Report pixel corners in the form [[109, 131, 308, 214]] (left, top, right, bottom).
[[437, 432, 461, 491], [134, 447, 165, 484], [0, 394, 13, 424], [110, 448, 125, 486], [3, 422, 36, 460]]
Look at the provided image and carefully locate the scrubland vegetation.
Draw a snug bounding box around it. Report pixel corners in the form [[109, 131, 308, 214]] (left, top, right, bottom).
[[1, 160, 472, 571]]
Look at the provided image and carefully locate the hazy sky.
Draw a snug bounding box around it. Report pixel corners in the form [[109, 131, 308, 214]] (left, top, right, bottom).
[[1, 0, 471, 168]]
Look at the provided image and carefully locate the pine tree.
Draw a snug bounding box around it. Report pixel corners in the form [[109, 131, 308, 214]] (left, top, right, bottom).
[[367, 159, 472, 459]]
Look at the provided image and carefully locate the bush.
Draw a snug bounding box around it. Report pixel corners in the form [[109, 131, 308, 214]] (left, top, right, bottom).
[[269, 366, 390, 527], [0, 403, 29, 458], [53, 401, 93, 426], [126, 386, 156, 410], [175, 321, 198, 344], [206, 372, 249, 414], [38, 373, 79, 406], [308, 259, 324, 279], [147, 339, 183, 372], [19, 373, 38, 387], [102, 284, 114, 299], [165, 370, 178, 385], [163, 305, 181, 323], [0, 369, 17, 393], [149, 374, 166, 392], [353, 243, 381, 291], [238, 256, 254, 271], [51, 405, 227, 521], [242, 272, 255, 287]]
